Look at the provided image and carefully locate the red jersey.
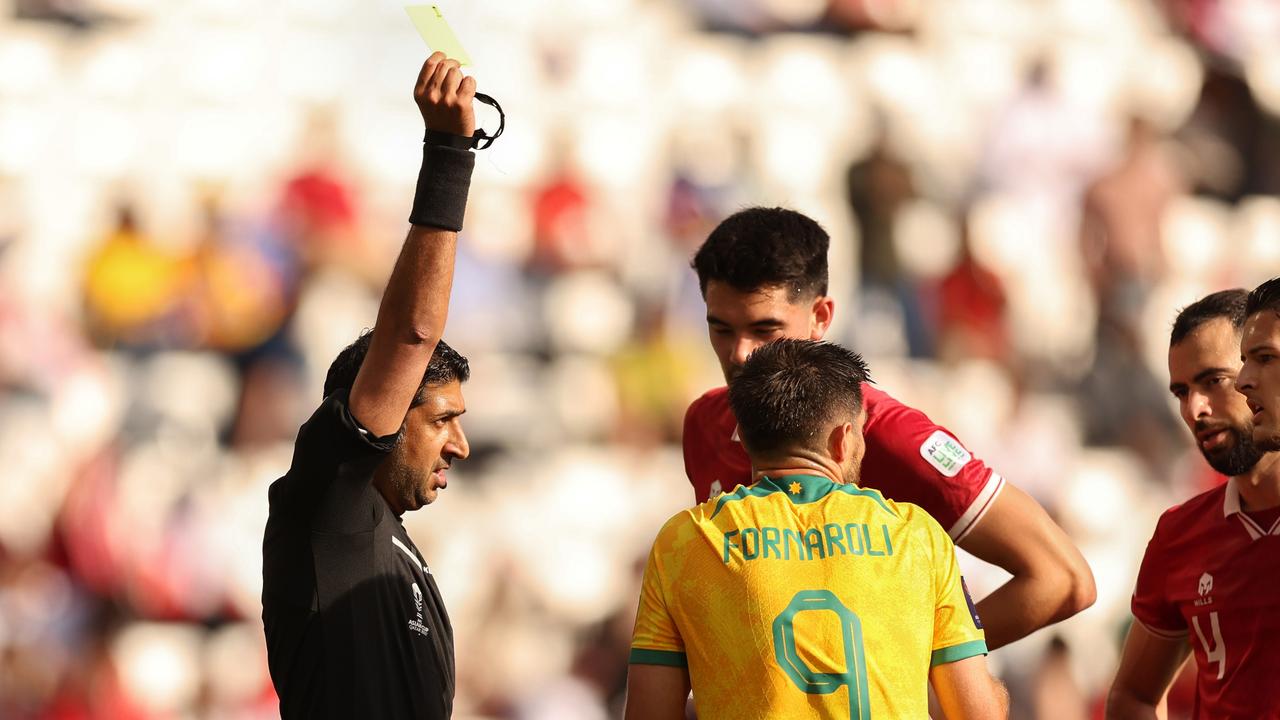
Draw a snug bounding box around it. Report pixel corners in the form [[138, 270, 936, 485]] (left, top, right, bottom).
[[682, 384, 1004, 542], [1131, 479, 1280, 719]]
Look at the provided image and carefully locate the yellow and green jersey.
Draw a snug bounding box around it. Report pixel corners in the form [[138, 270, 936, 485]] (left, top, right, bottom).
[[630, 474, 986, 720]]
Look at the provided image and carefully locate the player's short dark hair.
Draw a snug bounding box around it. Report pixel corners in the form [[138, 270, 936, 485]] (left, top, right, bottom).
[[1170, 289, 1249, 345], [323, 329, 470, 404], [691, 207, 829, 300], [728, 339, 869, 459], [1246, 278, 1280, 321]]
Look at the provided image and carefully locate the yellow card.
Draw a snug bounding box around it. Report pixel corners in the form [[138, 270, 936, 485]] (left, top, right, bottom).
[[405, 5, 472, 66]]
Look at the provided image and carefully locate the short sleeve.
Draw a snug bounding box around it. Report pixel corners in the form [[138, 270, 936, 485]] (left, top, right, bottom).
[[926, 517, 988, 666], [1130, 519, 1187, 638], [629, 532, 687, 667], [269, 389, 397, 527], [861, 387, 1004, 541]]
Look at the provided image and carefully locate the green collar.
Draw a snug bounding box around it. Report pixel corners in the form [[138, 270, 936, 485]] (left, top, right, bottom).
[[710, 474, 896, 518], [757, 474, 838, 503]]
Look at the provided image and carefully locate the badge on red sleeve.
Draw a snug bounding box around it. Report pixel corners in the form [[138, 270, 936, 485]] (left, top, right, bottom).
[[919, 430, 972, 478]]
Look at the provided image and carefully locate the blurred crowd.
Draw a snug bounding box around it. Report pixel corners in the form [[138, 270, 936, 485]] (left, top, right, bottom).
[[1, 0, 1279, 718]]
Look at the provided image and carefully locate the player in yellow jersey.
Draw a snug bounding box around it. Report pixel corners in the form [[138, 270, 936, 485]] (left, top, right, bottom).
[[625, 339, 1007, 720]]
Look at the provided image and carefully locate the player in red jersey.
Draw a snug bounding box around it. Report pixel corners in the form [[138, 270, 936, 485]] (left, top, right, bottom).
[[683, 207, 1095, 649], [1108, 288, 1280, 719], [1239, 278, 1280, 455]]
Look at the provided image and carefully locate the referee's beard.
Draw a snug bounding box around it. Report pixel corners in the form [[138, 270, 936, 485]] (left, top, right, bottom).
[[371, 380, 467, 515], [373, 440, 446, 516]]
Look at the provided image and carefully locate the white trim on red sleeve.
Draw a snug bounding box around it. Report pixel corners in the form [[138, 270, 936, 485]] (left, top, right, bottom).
[[948, 472, 1006, 542]]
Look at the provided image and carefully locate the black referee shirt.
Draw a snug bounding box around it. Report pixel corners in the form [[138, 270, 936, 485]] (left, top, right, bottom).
[[262, 390, 454, 719]]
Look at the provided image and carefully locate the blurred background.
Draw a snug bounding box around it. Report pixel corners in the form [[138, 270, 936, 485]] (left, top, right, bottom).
[[1, 0, 1279, 717]]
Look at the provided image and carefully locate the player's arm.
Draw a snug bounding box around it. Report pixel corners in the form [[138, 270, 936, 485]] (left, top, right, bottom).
[[624, 664, 691, 720], [628, 517, 691, 720], [959, 484, 1096, 649], [348, 52, 477, 436], [927, 509, 1006, 718], [1105, 621, 1191, 720], [930, 655, 1008, 720], [871, 399, 1094, 648]]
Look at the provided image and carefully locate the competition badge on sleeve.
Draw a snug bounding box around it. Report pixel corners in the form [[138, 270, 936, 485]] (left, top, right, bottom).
[[919, 430, 972, 478]]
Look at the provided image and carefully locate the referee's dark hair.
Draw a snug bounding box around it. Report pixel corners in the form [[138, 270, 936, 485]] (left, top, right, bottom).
[[1246, 278, 1280, 320], [323, 329, 470, 405], [691, 207, 829, 300], [729, 339, 869, 460], [1170, 289, 1248, 345]]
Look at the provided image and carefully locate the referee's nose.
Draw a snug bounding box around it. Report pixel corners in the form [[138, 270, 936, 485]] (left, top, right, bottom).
[[444, 424, 470, 462]]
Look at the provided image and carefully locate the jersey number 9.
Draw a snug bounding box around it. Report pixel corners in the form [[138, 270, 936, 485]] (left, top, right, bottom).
[[772, 589, 871, 720]]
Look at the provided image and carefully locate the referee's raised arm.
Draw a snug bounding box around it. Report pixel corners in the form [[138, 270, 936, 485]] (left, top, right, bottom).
[[348, 52, 477, 436]]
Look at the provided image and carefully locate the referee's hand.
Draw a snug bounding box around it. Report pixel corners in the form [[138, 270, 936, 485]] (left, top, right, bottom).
[[414, 52, 476, 138]]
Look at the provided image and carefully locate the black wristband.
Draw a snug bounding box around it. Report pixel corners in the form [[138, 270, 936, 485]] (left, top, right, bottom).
[[424, 129, 475, 150], [409, 143, 475, 231]]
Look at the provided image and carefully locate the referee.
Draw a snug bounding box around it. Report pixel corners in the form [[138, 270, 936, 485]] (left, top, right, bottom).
[[262, 53, 480, 720]]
